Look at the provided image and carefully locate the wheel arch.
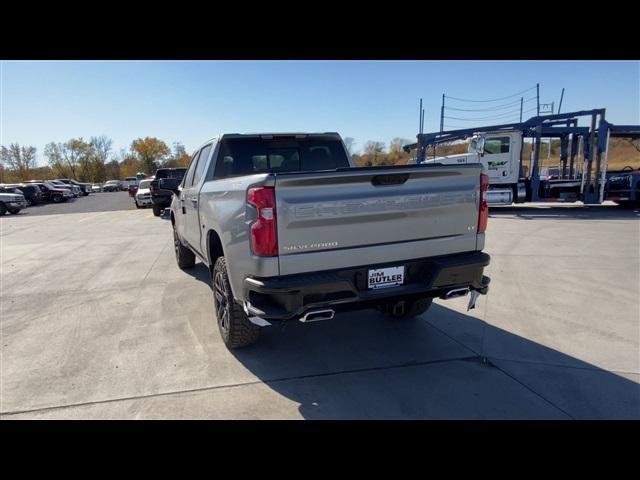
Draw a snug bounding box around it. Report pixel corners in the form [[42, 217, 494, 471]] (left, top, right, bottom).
[[207, 228, 225, 269]]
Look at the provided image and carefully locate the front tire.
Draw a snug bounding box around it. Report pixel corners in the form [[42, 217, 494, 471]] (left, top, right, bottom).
[[152, 204, 161, 216], [212, 257, 260, 349], [8, 209, 21, 215], [52, 194, 62, 203], [173, 226, 195, 269], [135, 200, 142, 209], [0, 203, 6, 216]]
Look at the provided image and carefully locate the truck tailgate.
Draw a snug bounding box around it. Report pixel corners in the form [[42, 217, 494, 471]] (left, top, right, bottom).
[[275, 164, 482, 275]]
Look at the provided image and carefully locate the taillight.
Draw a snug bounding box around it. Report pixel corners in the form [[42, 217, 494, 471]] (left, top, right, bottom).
[[247, 187, 278, 256], [478, 173, 489, 233]]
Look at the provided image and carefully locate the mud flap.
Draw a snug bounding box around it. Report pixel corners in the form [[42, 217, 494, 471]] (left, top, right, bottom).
[[467, 290, 480, 310]]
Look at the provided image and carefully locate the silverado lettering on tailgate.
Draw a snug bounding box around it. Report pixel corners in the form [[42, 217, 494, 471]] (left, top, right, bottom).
[[293, 191, 476, 218]]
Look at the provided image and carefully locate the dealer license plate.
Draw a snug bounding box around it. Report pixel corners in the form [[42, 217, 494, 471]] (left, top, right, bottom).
[[368, 266, 405, 290]]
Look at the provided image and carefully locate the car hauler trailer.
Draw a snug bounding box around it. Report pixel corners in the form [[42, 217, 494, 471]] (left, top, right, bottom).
[[404, 108, 640, 206]]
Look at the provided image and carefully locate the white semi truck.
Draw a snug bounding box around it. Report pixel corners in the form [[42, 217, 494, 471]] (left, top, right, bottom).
[[418, 131, 528, 205], [405, 108, 639, 206]]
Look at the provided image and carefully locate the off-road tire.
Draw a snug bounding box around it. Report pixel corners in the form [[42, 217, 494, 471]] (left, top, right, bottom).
[[152, 204, 161, 216], [212, 257, 260, 349], [381, 297, 433, 320], [173, 226, 195, 269]]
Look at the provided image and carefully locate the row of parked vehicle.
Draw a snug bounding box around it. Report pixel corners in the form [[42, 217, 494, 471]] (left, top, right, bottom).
[[0, 178, 92, 215], [128, 168, 187, 216]]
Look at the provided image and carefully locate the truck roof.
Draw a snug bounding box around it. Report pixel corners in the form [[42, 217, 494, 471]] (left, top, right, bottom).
[[222, 132, 341, 139], [195, 132, 342, 148]]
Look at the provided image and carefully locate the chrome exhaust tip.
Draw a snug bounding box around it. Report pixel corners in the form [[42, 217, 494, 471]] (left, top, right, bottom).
[[440, 287, 470, 300], [299, 309, 335, 323]]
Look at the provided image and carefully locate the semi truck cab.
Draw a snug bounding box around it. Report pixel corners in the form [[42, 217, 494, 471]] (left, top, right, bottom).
[[423, 131, 526, 205]]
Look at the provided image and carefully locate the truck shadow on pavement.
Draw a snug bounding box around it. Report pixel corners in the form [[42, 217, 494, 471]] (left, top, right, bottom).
[[490, 205, 639, 221], [227, 304, 639, 419]]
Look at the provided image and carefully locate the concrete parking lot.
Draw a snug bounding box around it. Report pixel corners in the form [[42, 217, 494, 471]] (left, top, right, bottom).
[[1, 203, 638, 419]]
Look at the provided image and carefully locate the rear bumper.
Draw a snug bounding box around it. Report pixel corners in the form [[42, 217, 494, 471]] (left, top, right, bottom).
[[7, 201, 28, 209], [244, 251, 490, 320]]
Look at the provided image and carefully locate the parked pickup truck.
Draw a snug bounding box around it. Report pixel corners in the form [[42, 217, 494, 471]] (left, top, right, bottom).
[[164, 133, 491, 348], [150, 167, 187, 217], [0, 188, 29, 215]]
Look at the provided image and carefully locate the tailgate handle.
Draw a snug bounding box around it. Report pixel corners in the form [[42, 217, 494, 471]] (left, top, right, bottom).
[[371, 173, 410, 186]]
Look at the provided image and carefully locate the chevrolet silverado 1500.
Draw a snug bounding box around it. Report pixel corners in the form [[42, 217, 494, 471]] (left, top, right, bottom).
[[165, 133, 490, 348]]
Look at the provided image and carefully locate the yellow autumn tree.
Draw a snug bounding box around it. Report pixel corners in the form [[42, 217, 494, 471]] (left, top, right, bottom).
[[131, 137, 170, 175]]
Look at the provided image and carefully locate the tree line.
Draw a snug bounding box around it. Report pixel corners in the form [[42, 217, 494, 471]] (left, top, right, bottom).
[[0, 136, 192, 184], [1, 135, 427, 183], [4, 135, 635, 184], [345, 136, 470, 167]]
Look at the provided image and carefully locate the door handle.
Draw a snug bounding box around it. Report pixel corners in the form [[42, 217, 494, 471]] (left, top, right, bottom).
[[190, 197, 198, 205]]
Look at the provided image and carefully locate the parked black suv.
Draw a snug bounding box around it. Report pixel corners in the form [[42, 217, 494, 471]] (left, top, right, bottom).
[[150, 168, 187, 216], [29, 182, 71, 203], [11, 184, 44, 205]]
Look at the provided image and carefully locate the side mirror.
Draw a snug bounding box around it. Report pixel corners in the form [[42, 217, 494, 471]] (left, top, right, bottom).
[[476, 137, 486, 157], [159, 177, 181, 194]]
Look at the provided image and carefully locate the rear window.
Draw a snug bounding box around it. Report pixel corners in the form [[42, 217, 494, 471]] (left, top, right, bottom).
[[212, 137, 350, 179], [156, 169, 187, 180]]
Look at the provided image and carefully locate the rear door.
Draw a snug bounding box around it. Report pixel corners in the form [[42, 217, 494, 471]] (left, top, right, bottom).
[[182, 143, 214, 254], [275, 165, 481, 275]]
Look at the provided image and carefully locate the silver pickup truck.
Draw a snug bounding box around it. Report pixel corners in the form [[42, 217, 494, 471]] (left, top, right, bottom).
[[165, 133, 490, 348]]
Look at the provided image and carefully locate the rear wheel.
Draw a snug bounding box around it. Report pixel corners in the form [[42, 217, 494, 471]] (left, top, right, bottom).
[[213, 257, 260, 349], [173, 226, 195, 269], [52, 194, 62, 203], [8, 209, 21, 214], [152, 204, 161, 216], [0, 203, 6, 216], [380, 297, 433, 320]]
